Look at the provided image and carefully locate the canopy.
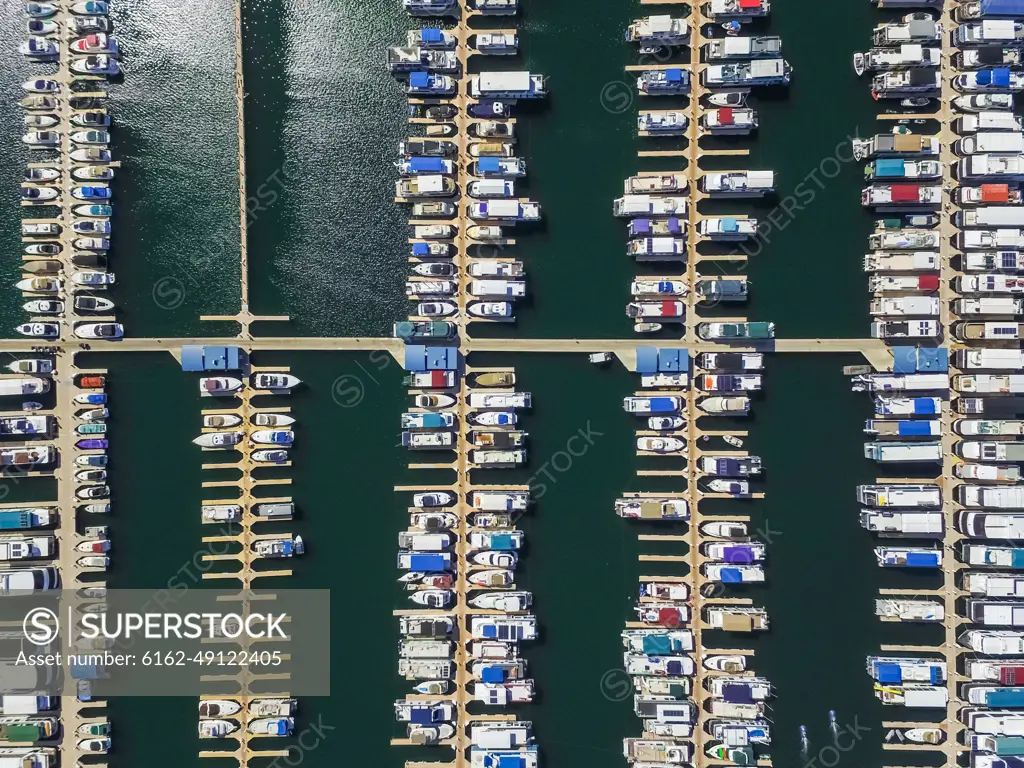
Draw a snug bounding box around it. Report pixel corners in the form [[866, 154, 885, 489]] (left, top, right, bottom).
[[420, 28, 443, 42], [739, 0, 761, 7], [898, 421, 934, 436], [490, 534, 516, 550], [721, 217, 739, 232], [718, 107, 734, 124], [412, 242, 430, 256], [477, 157, 501, 173], [719, 567, 743, 583], [649, 397, 678, 412], [722, 682, 754, 703], [643, 635, 672, 654], [875, 159, 906, 177], [480, 667, 505, 683], [875, 663, 902, 683], [889, 184, 920, 202], [666, 68, 683, 82], [906, 551, 940, 567], [722, 546, 755, 564], [409, 71, 430, 88], [983, 184, 1011, 202]]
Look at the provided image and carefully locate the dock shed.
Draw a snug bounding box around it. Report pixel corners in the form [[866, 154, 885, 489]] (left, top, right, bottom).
[[893, 347, 949, 374], [180, 346, 245, 372], [635, 348, 691, 373], [404, 345, 459, 371]]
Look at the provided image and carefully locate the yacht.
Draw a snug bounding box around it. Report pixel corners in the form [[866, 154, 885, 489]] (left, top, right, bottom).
[[401, 431, 455, 450], [701, 107, 758, 134], [474, 32, 518, 54], [853, 132, 940, 160], [699, 456, 762, 476], [698, 352, 763, 371], [869, 320, 941, 338], [637, 437, 686, 454], [702, 59, 791, 87], [875, 598, 944, 621], [872, 69, 941, 97], [866, 159, 942, 180], [626, 301, 684, 320], [875, 547, 942, 568], [201, 505, 240, 525], [627, 237, 686, 259], [625, 173, 687, 195], [697, 396, 750, 415], [955, 69, 1024, 93], [469, 592, 532, 611], [873, 17, 939, 47], [705, 0, 770, 20], [198, 719, 239, 738], [696, 373, 761, 392], [706, 36, 782, 60], [698, 216, 757, 239], [861, 184, 942, 208], [955, 94, 1015, 111], [623, 396, 683, 414], [200, 377, 242, 396]]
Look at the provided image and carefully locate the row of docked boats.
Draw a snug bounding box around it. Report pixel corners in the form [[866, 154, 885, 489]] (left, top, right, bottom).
[[389, 6, 544, 330], [854, 0, 1024, 748], [198, 698, 297, 739], [19, 0, 123, 341]]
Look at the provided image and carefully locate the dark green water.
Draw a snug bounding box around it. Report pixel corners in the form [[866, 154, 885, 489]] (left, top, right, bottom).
[[0, 0, 914, 764]]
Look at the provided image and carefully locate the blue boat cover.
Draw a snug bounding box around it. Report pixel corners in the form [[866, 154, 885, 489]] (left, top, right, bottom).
[[410, 708, 436, 725], [420, 28, 444, 42], [421, 414, 448, 428], [408, 157, 446, 172], [412, 242, 430, 256], [898, 421, 933, 436], [978, 69, 993, 86], [630, 219, 652, 235], [649, 397, 677, 412], [405, 345, 427, 371], [666, 217, 682, 233], [480, 666, 505, 683], [722, 217, 739, 232], [667, 660, 683, 675], [717, 458, 740, 475], [989, 688, 1024, 707], [722, 546, 754, 564], [1014, 550, 1024, 568], [913, 397, 938, 415], [996, 68, 1012, 87], [409, 71, 430, 88], [893, 346, 917, 373], [643, 635, 671, 654], [406, 553, 447, 571], [636, 347, 658, 373], [916, 348, 948, 372], [906, 551, 940, 568], [875, 158, 906, 177], [477, 157, 501, 173], [181, 345, 243, 372], [425, 346, 458, 370], [719, 567, 743, 583], [981, 0, 1024, 15], [875, 663, 902, 683], [931, 667, 944, 684], [666, 68, 683, 82], [722, 682, 754, 703], [496, 757, 525, 768], [658, 348, 690, 372], [490, 534, 515, 550]]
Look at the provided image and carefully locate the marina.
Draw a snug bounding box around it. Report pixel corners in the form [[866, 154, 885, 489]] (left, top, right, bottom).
[[7, 0, 1017, 767]]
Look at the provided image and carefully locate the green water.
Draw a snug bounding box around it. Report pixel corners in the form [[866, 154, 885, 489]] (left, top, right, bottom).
[[0, 0, 921, 764]]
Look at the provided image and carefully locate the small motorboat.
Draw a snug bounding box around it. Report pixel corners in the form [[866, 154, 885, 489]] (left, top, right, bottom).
[[198, 719, 239, 738], [414, 394, 457, 409], [76, 423, 106, 435], [468, 101, 512, 118], [73, 165, 113, 181], [74, 204, 112, 217], [904, 728, 943, 744], [250, 429, 294, 446], [192, 431, 244, 449], [7, 359, 53, 374], [20, 186, 58, 202], [467, 225, 505, 240], [71, 148, 111, 163], [412, 262, 456, 277], [24, 243, 59, 256], [252, 449, 289, 463], [72, 16, 110, 32], [417, 302, 457, 317], [71, 2, 110, 16], [202, 505, 241, 522], [23, 402, 44, 412], [22, 79, 59, 93], [704, 655, 747, 672], [412, 491, 455, 508], [77, 374, 105, 388], [706, 90, 748, 107], [425, 104, 458, 120], [75, 485, 109, 500], [16, 277, 61, 293], [73, 322, 123, 340], [470, 371, 515, 387], [410, 512, 459, 530], [23, 300, 63, 315], [71, 271, 115, 287], [901, 97, 931, 108], [73, 219, 111, 234], [26, 2, 58, 17], [76, 454, 107, 467], [700, 520, 748, 539], [199, 700, 241, 718], [252, 413, 295, 427], [637, 437, 685, 454], [472, 551, 517, 568], [410, 589, 453, 608], [71, 34, 118, 55], [16, 323, 58, 338], [204, 414, 242, 428], [634, 322, 663, 334], [649, 416, 684, 430], [468, 411, 516, 427], [76, 438, 108, 450], [200, 377, 243, 396], [253, 536, 303, 558], [20, 38, 58, 58], [72, 185, 111, 201], [468, 569, 513, 586], [77, 722, 111, 736], [21, 130, 58, 148], [77, 407, 108, 421], [75, 469, 107, 483], [413, 680, 451, 695], [251, 373, 301, 391], [71, 130, 110, 146], [24, 168, 59, 184], [469, 591, 532, 611], [74, 238, 109, 251], [723, 435, 744, 447], [467, 302, 513, 319], [74, 296, 114, 313], [71, 55, 120, 76], [246, 718, 294, 736]]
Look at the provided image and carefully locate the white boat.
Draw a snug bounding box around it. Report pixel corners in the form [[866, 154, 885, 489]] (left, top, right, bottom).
[[75, 296, 114, 313], [700, 520, 748, 538], [199, 700, 241, 718], [192, 431, 243, 449], [6, 359, 52, 375], [411, 589, 454, 608], [615, 498, 688, 520], [23, 300, 63, 315], [251, 373, 300, 391], [252, 413, 295, 427], [412, 491, 456, 508], [472, 551, 517, 568], [469, 591, 532, 611], [71, 271, 114, 287], [16, 323, 57, 338], [251, 429, 294, 445], [649, 416, 684, 430], [704, 655, 747, 672], [253, 536, 304, 558], [73, 322, 122, 340], [246, 717, 294, 736], [876, 598, 943, 621], [204, 414, 242, 428], [200, 377, 243, 396], [252, 449, 288, 463], [698, 396, 750, 415], [202, 505, 242, 523], [637, 437, 686, 454], [70, 55, 120, 76], [198, 719, 238, 738], [638, 111, 688, 134], [468, 302, 513, 319], [16, 277, 60, 294]]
